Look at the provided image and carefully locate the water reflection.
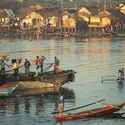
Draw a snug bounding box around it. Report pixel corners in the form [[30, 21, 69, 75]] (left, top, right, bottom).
[[118, 83, 124, 93], [1, 37, 125, 125], [0, 98, 7, 115], [0, 87, 75, 116], [13, 97, 20, 115], [24, 97, 30, 114], [36, 96, 44, 115]]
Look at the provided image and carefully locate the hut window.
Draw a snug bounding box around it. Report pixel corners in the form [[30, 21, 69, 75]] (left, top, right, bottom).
[[2, 18, 4, 23], [90, 17, 100, 23], [63, 15, 68, 20]]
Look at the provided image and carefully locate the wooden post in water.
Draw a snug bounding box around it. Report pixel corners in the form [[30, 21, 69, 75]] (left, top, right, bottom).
[[54, 83, 55, 92]]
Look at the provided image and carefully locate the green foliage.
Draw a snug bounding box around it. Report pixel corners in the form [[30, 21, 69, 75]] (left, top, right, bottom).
[[0, 0, 125, 12], [0, 1, 22, 13]]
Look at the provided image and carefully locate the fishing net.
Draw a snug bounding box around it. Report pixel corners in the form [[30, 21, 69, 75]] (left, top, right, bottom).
[[5, 63, 54, 73], [43, 63, 54, 72]]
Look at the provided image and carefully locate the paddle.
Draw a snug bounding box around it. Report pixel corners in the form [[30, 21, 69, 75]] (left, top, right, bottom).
[[51, 99, 105, 114]]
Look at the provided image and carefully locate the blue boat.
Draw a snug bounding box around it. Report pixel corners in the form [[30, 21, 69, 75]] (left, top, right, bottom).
[[111, 32, 125, 38], [0, 84, 18, 96]]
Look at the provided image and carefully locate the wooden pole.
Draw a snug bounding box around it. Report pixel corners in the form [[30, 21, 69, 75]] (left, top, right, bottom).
[[51, 99, 105, 114]]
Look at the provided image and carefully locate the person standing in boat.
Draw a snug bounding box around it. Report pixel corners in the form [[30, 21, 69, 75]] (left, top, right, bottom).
[[17, 58, 22, 66], [54, 57, 60, 74], [59, 92, 64, 116], [24, 59, 31, 76], [117, 70, 122, 80], [0, 60, 10, 71], [12, 61, 19, 77], [32, 56, 39, 77], [0, 60, 10, 86], [117, 70, 123, 84], [121, 68, 124, 80], [38, 56, 46, 76], [0, 68, 5, 86]]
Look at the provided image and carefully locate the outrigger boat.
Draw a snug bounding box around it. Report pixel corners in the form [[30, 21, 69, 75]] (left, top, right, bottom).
[[52, 102, 125, 122], [0, 84, 18, 96], [101, 75, 124, 84]]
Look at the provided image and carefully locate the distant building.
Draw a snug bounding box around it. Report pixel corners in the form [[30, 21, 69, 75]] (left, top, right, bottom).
[[61, 8, 76, 33], [120, 4, 125, 14], [36, 8, 60, 28], [17, 7, 43, 28], [88, 14, 111, 32], [0, 9, 15, 32], [100, 9, 125, 32], [3, 0, 23, 2], [0, 9, 15, 24]]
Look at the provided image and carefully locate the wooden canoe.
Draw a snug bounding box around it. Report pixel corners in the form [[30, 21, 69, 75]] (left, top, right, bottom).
[[0, 84, 18, 96], [53, 102, 125, 122]]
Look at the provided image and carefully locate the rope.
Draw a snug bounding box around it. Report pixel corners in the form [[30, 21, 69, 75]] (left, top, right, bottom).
[[5, 64, 24, 73], [43, 63, 54, 72]]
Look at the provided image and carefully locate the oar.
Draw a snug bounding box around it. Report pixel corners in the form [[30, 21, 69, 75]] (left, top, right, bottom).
[[51, 99, 105, 114]]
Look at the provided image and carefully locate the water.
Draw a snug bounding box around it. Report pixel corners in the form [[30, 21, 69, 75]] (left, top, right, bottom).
[[0, 37, 125, 125]]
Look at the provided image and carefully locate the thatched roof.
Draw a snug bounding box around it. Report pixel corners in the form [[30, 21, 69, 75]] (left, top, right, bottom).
[[36, 8, 60, 19], [17, 7, 34, 18], [0, 9, 15, 18], [107, 9, 125, 19]]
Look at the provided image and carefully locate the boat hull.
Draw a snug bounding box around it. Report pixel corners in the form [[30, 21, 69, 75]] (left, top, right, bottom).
[[0, 84, 18, 96], [53, 102, 125, 121], [4, 70, 76, 88]]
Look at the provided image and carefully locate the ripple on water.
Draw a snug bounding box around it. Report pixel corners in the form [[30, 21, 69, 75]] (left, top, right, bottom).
[[0, 38, 125, 125]]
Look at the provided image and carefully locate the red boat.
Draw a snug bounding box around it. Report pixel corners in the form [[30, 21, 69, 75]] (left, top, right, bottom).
[[53, 102, 125, 121], [0, 84, 18, 96], [0, 84, 15, 88]]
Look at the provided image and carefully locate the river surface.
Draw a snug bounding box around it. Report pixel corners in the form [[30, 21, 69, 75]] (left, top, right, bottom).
[[0, 37, 125, 125]]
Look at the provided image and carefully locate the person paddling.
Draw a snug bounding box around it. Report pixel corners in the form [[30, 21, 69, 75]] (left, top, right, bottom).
[[117, 70, 123, 84]]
